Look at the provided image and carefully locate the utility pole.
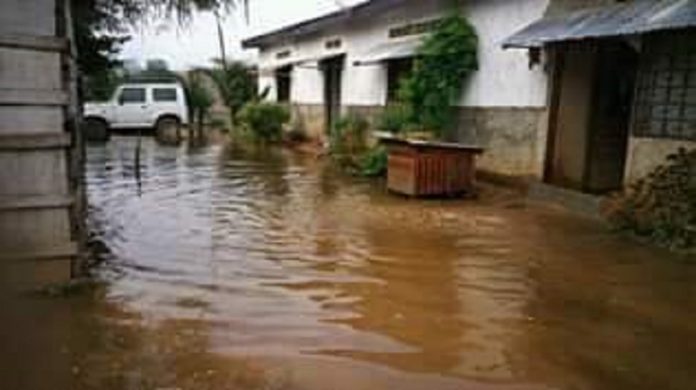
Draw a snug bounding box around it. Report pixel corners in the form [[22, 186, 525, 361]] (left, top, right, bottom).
[[214, 10, 228, 70]]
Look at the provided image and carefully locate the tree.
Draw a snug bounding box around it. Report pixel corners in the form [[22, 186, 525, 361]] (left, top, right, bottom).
[[185, 71, 215, 134], [73, 0, 248, 100], [203, 61, 257, 128]]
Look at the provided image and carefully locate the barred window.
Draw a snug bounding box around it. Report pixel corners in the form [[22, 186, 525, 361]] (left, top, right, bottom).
[[633, 31, 696, 140]]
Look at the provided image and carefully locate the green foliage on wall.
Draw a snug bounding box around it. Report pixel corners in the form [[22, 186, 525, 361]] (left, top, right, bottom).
[[604, 148, 696, 251], [398, 13, 478, 136]]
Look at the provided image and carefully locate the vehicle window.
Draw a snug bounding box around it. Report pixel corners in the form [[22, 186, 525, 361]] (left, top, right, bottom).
[[153, 88, 178, 102], [119, 88, 146, 104]]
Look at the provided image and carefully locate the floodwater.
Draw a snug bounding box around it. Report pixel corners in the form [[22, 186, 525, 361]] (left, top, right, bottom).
[[2, 135, 695, 390]]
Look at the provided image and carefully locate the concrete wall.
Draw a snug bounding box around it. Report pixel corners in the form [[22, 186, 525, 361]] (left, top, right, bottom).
[[456, 107, 548, 177], [624, 137, 696, 184]]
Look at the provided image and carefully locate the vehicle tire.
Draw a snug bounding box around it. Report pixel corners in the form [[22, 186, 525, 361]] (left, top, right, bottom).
[[83, 117, 109, 142], [155, 116, 181, 144]]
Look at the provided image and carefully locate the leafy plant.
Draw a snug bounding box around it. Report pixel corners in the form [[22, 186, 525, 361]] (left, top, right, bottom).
[[238, 102, 290, 142], [332, 114, 370, 155], [203, 61, 258, 128], [399, 13, 478, 136], [377, 104, 413, 134], [604, 148, 696, 250], [359, 146, 388, 177]]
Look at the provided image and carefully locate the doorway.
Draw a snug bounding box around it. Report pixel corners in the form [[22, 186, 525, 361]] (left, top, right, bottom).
[[321, 55, 344, 136], [545, 41, 638, 194], [275, 65, 292, 103]]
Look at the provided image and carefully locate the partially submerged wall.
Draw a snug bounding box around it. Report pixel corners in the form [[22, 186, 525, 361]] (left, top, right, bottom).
[[624, 137, 696, 184], [455, 107, 548, 178]]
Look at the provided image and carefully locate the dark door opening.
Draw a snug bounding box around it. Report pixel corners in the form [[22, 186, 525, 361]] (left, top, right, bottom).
[[545, 41, 638, 194], [386, 57, 414, 103], [584, 42, 638, 193], [275, 65, 292, 103], [321, 55, 344, 135]]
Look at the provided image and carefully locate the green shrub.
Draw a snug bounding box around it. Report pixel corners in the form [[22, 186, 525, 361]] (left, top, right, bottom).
[[604, 148, 696, 250], [377, 104, 412, 134], [332, 113, 370, 155], [238, 102, 290, 142], [359, 146, 388, 177]]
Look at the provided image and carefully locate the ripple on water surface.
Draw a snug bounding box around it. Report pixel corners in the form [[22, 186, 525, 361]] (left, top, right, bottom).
[[84, 136, 696, 390]]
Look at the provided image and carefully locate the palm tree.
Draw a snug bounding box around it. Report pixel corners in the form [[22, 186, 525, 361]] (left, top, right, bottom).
[[203, 60, 257, 129]]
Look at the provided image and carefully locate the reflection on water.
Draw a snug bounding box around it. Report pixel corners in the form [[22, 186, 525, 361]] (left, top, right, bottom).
[[2, 136, 694, 390]]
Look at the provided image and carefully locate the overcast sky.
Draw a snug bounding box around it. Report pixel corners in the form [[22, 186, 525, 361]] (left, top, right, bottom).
[[121, 0, 365, 70]]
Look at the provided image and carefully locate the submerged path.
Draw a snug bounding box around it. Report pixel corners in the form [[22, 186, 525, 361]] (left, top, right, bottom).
[[2, 136, 694, 390]]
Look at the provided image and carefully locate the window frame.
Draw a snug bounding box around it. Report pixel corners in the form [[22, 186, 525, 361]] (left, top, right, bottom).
[[152, 87, 179, 103], [118, 87, 147, 105], [632, 31, 696, 141]]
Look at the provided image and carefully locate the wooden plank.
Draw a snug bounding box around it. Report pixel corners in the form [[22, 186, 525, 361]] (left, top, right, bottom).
[[0, 89, 68, 106], [0, 206, 72, 252], [0, 35, 68, 52], [0, 0, 56, 37], [0, 242, 78, 262], [0, 48, 62, 91], [0, 133, 70, 150], [0, 149, 69, 195], [0, 194, 73, 211], [0, 257, 73, 290], [0, 107, 64, 134]]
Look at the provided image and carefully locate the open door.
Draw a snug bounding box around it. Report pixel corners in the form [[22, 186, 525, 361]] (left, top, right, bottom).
[[545, 41, 637, 194], [584, 42, 638, 193], [321, 55, 344, 136]]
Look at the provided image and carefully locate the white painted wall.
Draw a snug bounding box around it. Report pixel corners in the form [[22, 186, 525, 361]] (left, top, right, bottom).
[[256, 0, 549, 108], [462, 0, 549, 107]]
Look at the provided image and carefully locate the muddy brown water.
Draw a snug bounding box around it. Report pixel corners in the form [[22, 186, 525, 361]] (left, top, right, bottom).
[[1, 136, 695, 390]]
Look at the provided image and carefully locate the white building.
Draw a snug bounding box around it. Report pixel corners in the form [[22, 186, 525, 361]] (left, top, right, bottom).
[[243, 0, 551, 179], [245, 0, 696, 210]]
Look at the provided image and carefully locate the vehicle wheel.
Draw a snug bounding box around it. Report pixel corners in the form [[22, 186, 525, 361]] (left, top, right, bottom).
[[83, 118, 109, 142], [155, 117, 181, 143]]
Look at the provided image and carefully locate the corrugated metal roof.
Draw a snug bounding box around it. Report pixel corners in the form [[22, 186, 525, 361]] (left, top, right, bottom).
[[503, 0, 696, 49], [242, 0, 408, 49]]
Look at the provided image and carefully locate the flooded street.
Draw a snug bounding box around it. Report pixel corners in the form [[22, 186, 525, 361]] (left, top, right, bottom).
[[3, 135, 695, 390]]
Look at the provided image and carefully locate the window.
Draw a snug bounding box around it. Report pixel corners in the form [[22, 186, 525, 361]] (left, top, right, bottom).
[[119, 88, 146, 104], [153, 88, 178, 102], [275, 66, 292, 103], [633, 31, 696, 140], [389, 19, 441, 39], [386, 58, 414, 103], [325, 39, 342, 50], [276, 50, 291, 60]]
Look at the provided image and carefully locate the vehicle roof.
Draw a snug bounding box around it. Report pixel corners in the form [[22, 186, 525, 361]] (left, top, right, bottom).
[[118, 83, 183, 88]]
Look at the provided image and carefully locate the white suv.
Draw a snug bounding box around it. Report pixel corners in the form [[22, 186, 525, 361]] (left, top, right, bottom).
[[83, 83, 189, 139]]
